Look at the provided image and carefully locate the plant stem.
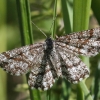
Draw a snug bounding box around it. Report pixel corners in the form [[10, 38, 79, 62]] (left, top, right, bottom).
[[73, 0, 93, 100], [79, 81, 93, 100], [0, 0, 7, 100], [61, 0, 72, 34], [16, 0, 41, 100]]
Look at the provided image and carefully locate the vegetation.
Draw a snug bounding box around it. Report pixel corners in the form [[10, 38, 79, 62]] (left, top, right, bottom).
[[0, 0, 100, 100]]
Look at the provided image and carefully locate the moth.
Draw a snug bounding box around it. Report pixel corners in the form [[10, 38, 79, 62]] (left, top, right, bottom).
[[0, 27, 100, 90]]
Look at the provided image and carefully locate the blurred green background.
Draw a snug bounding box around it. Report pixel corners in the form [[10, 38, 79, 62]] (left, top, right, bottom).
[[0, 0, 100, 100]]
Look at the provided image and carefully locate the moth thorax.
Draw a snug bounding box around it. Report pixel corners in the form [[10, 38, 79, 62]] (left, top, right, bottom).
[[44, 38, 53, 54]]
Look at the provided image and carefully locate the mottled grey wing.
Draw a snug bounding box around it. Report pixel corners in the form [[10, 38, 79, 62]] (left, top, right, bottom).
[[0, 43, 44, 75], [55, 43, 89, 83], [56, 27, 100, 56], [28, 55, 57, 90], [49, 43, 62, 77]]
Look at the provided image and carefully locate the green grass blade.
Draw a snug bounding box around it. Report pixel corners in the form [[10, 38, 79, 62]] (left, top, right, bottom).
[[73, 0, 91, 31], [79, 81, 93, 100], [91, 0, 100, 24], [61, 0, 72, 34], [89, 50, 100, 100], [61, 1, 72, 100], [16, 0, 33, 45], [93, 60, 100, 100], [77, 84, 84, 100], [47, 89, 51, 100], [0, 0, 7, 100], [73, 0, 93, 100], [16, 0, 41, 100]]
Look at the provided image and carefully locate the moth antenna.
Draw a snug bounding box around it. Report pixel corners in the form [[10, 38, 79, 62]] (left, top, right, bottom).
[[48, 15, 57, 33], [31, 21, 47, 38]]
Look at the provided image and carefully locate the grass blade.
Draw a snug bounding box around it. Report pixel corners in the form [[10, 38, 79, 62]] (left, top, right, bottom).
[[73, 0, 93, 100], [16, 0, 41, 100], [61, 0, 72, 34]]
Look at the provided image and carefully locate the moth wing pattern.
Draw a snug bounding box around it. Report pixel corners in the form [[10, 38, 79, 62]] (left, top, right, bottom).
[[0, 43, 44, 76], [56, 27, 100, 56], [0, 27, 100, 90], [55, 43, 89, 83], [49, 43, 62, 77], [28, 57, 57, 90]]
